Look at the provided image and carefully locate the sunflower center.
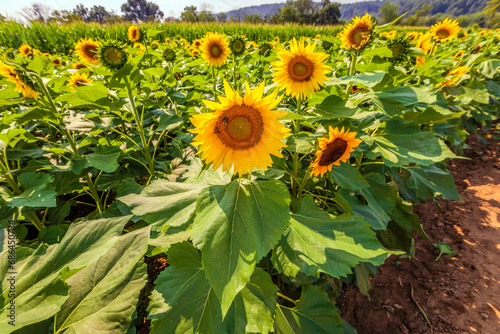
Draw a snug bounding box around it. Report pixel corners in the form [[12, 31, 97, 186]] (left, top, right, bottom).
[[74, 79, 88, 87], [318, 138, 348, 166], [215, 105, 264, 150], [234, 40, 244, 52], [288, 56, 314, 82], [352, 27, 370, 46], [211, 44, 222, 58], [436, 29, 450, 39], [85, 45, 98, 59]]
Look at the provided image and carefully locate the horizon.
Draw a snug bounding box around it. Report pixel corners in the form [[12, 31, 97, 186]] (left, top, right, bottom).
[[0, 0, 368, 21]]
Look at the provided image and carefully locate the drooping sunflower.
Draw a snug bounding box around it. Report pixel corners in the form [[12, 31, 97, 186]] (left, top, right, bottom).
[[310, 126, 362, 177], [388, 36, 411, 61], [67, 72, 93, 91], [436, 66, 468, 87], [338, 13, 373, 50], [18, 43, 32, 57], [189, 80, 290, 176], [380, 30, 397, 40], [229, 35, 246, 56], [128, 25, 141, 42], [406, 31, 422, 43], [200, 32, 231, 67], [453, 50, 465, 59], [430, 18, 460, 43], [98, 42, 127, 70], [416, 32, 433, 55], [51, 58, 62, 66], [73, 63, 89, 70], [0, 61, 39, 99], [271, 37, 330, 99], [75, 38, 100, 65]]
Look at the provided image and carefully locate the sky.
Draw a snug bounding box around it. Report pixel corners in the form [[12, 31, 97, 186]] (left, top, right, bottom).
[[1, 0, 363, 20]]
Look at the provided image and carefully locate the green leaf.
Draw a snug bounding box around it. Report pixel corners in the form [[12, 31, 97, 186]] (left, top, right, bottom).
[[157, 114, 182, 131], [8, 172, 57, 208], [148, 242, 223, 334], [327, 71, 386, 88], [361, 46, 393, 58], [0, 215, 131, 332], [223, 268, 278, 334], [272, 196, 393, 278], [117, 179, 206, 230], [353, 262, 378, 298], [86, 146, 121, 173], [286, 133, 315, 154], [54, 227, 149, 334], [192, 179, 290, 315], [462, 81, 490, 104], [479, 59, 500, 79], [433, 242, 456, 262], [26, 55, 46, 74], [311, 95, 362, 120], [407, 166, 461, 201], [367, 118, 457, 167], [275, 286, 342, 334], [330, 163, 369, 190], [369, 86, 438, 116]]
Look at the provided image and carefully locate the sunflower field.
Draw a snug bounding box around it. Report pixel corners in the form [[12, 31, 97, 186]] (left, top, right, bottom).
[[0, 14, 499, 334]]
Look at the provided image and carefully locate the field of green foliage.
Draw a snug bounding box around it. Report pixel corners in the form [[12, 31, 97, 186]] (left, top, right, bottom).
[[0, 15, 499, 333]]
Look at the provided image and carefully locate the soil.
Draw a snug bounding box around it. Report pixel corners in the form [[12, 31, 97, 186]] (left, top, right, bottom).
[[338, 127, 500, 334]]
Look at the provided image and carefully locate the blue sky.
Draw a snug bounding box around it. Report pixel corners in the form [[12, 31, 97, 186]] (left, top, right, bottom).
[[1, 0, 361, 20]]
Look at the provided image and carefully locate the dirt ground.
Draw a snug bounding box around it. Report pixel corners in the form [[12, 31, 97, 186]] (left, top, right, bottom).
[[338, 126, 500, 334]]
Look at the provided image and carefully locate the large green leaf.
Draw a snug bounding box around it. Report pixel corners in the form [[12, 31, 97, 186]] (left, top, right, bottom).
[[148, 241, 222, 334], [86, 146, 121, 173], [367, 118, 457, 167], [330, 163, 369, 190], [272, 196, 393, 278], [369, 86, 438, 116], [0, 215, 131, 332], [117, 179, 206, 230], [54, 227, 149, 334], [326, 71, 386, 88], [275, 286, 342, 334], [192, 179, 290, 315], [311, 95, 363, 120], [7, 172, 57, 208], [407, 165, 461, 201]]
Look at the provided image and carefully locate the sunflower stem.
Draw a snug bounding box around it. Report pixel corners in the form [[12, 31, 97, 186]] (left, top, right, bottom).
[[292, 96, 302, 197], [277, 292, 297, 305], [296, 168, 311, 199], [430, 40, 438, 57], [32, 73, 105, 214], [212, 66, 217, 100], [346, 50, 358, 95], [233, 54, 237, 87]]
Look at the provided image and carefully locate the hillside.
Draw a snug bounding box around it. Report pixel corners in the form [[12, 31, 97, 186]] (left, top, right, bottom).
[[225, 0, 490, 20]]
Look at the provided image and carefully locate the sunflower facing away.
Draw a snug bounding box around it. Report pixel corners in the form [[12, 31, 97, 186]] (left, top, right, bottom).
[[190, 80, 290, 176], [310, 126, 362, 177], [200, 32, 231, 68], [67, 72, 93, 91], [128, 25, 141, 42], [229, 35, 246, 56], [18, 43, 32, 57], [430, 19, 461, 43], [436, 66, 468, 87], [0, 61, 39, 99], [338, 13, 373, 50], [75, 38, 100, 65], [272, 37, 330, 99]]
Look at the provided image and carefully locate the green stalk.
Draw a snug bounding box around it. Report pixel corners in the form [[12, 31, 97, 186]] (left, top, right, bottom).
[[125, 78, 156, 179], [233, 54, 237, 87], [291, 96, 302, 197], [212, 66, 217, 100], [31, 73, 104, 212], [346, 50, 359, 95], [430, 40, 438, 57]]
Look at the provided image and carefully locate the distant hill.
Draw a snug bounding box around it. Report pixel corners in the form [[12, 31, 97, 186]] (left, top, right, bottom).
[[225, 0, 490, 20]]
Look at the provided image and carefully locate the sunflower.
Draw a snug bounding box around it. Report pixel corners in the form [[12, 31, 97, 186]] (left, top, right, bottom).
[[67, 72, 92, 91], [479, 30, 488, 37], [190, 48, 200, 57], [453, 50, 465, 59], [436, 66, 468, 87], [200, 32, 231, 68], [274, 36, 280, 44], [150, 41, 160, 50], [189, 80, 290, 176], [380, 30, 397, 40], [133, 43, 146, 55], [406, 31, 422, 43], [165, 37, 171, 44], [310, 126, 362, 177], [247, 41, 258, 50], [416, 56, 426, 67], [229, 35, 246, 56], [75, 38, 100, 65], [72, 63, 89, 70], [339, 13, 373, 50], [192, 39, 202, 48], [271, 37, 330, 99], [51, 58, 62, 66], [18, 43, 32, 57], [98, 42, 127, 69], [163, 47, 176, 62], [258, 41, 273, 56], [430, 18, 460, 43], [416, 32, 433, 54], [459, 32, 469, 41], [388, 37, 411, 60], [128, 25, 141, 42], [0, 61, 39, 99]]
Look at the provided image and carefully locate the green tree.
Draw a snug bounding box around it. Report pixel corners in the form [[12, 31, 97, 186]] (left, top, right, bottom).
[[318, 1, 341, 25], [181, 5, 197, 22], [121, 0, 164, 22], [243, 14, 261, 23], [378, 1, 400, 24], [281, 1, 297, 23], [484, 0, 500, 27], [217, 12, 227, 22]]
